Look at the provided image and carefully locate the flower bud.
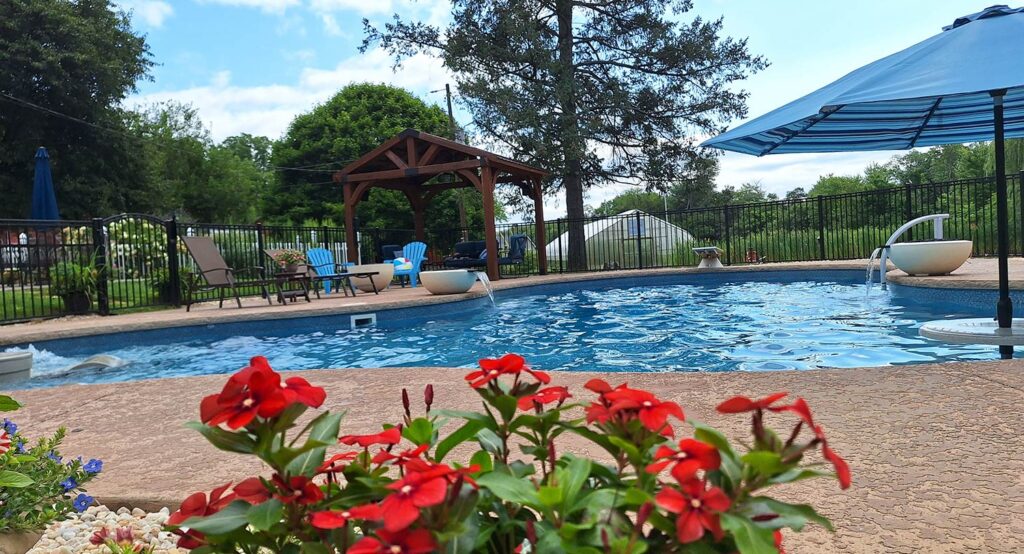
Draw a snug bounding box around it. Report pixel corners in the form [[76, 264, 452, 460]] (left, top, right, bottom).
[[424, 384, 434, 412], [401, 389, 411, 418], [526, 519, 537, 545], [636, 502, 654, 529]]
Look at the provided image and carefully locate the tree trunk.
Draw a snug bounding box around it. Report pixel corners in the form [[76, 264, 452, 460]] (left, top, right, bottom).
[[556, 0, 588, 271]]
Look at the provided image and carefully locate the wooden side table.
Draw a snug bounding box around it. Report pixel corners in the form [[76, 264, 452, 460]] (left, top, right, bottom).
[[274, 271, 312, 304]]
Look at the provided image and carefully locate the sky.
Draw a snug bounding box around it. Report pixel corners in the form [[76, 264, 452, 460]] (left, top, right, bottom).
[[120, 0, 1003, 217]]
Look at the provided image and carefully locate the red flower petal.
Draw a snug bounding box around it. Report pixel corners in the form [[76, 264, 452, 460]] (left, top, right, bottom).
[[822, 443, 851, 490]]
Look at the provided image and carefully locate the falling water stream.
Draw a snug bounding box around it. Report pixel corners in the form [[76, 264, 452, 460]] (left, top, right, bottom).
[[474, 271, 496, 307]]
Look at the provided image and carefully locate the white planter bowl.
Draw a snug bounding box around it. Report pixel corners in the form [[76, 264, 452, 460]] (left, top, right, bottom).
[[420, 270, 478, 295], [349, 263, 394, 292], [0, 351, 32, 386], [889, 240, 972, 276]]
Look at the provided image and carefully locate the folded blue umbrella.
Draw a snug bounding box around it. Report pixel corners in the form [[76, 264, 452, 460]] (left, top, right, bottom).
[[31, 146, 60, 220]]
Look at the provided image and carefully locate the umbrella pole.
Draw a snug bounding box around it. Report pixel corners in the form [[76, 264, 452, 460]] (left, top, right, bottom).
[[992, 90, 1013, 359]]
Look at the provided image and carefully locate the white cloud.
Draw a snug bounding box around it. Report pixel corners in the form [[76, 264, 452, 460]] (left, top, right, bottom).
[[129, 49, 453, 141], [320, 13, 345, 37], [115, 0, 173, 27], [311, 0, 451, 25], [198, 0, 301, 13], [716, 150, 899, 196]]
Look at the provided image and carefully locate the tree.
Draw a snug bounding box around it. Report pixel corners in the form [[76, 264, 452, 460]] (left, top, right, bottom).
[[0, 0, 153, 218], [785, 187, 808, 200], [269, 83, 500, 239], [222, 134, 274, 171], [809, 174, 866, 197], [592, 190, 667, 216], [365, 0, 765, 270]]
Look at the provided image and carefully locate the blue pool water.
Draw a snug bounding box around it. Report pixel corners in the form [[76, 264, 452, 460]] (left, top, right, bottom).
[[5, 270, 1011, 389]]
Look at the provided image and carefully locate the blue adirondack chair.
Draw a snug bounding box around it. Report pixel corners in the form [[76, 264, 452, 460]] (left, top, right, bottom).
[[306, 247, 349, 295], [391, 241, 427, 288]]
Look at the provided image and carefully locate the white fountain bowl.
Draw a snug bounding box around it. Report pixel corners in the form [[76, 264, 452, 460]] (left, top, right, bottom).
[[888, 240, 972, 276], [349, 263, 395, 292], [420, 269, 478, 295]]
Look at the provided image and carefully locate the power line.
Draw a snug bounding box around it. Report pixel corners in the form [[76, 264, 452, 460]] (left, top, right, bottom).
[[0, 92, 350, 174]]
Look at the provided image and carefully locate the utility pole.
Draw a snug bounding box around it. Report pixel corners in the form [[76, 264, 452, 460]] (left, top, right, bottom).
[[433, 84, 469, 237]]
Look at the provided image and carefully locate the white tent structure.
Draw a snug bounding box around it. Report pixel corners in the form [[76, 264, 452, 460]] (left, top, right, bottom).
[[545, 209, 695, 269]]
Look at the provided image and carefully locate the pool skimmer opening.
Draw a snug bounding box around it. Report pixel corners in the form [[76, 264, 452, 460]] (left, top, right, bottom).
[[350, 313, 377, 329]]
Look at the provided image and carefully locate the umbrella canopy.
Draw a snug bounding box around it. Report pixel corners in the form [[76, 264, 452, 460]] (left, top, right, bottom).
[[703, 4, 1024, 359], [703, 5, 1024, 155], [31, 147, 59, 220]]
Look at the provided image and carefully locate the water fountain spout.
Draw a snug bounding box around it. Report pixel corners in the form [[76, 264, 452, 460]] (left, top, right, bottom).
[[474, 271, 497, 307]]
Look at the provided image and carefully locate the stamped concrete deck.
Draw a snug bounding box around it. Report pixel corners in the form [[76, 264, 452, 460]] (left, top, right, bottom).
[[5, 361, 1024, 553]]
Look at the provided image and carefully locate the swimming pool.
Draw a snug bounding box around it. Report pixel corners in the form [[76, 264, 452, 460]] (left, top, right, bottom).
[[5, 270, 1012, 389]]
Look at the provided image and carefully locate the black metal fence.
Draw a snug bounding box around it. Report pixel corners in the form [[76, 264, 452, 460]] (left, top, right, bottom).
[[2, 173, 1023, 323]]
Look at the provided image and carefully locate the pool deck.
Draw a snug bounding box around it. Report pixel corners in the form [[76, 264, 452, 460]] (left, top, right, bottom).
[[5, 361, 1024, 553], [5, 259, 1024, 552]]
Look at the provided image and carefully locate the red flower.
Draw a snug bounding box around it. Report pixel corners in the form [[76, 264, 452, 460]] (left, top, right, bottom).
[[339, 427, 402, 448], [646, 439, 721, 482], [716, 392, 788, 414], [517, 386, 571, 410], [271, 474, 324, 505], [774, 529, 786, 553], [774, 398, 851, 490], [318, 452, 360, 474], [372, 444, 429, 465], [0, 430, 9, 455], [199, 359, 289, 429], [347, 528, 436, 554], [167, 483, 235, 549], [281, 375, 326, 408], [309, 504, 384, 529], [464, 354, 550, 388], [403, 458, 480, 486], [584, 378, 614, 394], [655, 479, 731, 544], [232, 477, 270, 504], [605, 387, 685, 436], [380, 471, 449, 531], [89, 527, 109, 546]]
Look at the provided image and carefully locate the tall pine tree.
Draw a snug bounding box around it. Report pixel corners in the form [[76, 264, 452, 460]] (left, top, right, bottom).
[[365, 0, 765, 269]]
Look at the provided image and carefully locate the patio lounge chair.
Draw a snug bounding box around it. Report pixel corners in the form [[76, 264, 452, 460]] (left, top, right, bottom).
[[389, 241, 427, 288], [304, 247, 381, 296], [182, 236, 275, 311], [442, 235, 529, 270]]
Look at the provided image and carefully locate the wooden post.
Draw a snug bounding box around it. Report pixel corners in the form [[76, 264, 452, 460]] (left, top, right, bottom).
[[343, 182, 359, 265], [480, 166, 500, 280], [533, 179, 547, 275], [405, 189, 427, 242]]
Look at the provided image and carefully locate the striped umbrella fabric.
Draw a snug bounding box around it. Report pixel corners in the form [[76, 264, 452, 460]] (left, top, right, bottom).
[[703, 5, 1024, 155]]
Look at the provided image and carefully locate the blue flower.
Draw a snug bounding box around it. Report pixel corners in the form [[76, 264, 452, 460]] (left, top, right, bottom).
[[60, 477, 77, 492], [47, 451, 62, 463], [1, 419, 15, 435], [83, 459, 103, 474], [72, 493, 93, 512], [15, 441, 25, 453]]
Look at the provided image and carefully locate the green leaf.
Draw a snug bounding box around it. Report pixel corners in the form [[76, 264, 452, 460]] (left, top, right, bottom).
[[436, 420, 484, 461], [538, 485, 563, 507], [246, 498, 283, 531], [301, 542, 331, 554], [180, 501, 250, 534], [559, 456, 591, 505], [746, 497, 835, 532], [433, 409, 494, 426], [469, 450, 493, 473], [0, 470, 34, 488], [769, 468, 827, 485], [476, 427, 505, 457], [719, 513, 778, 554], [402, 417, 434, 446], [607, 436, 641, 461], [307, 412, 343, 446], [492, 394, 518, 422], [286, 446, 326, 477], [0, 395, 21, 412], [476, 471, 540, 506], [185, 421, 257, 454], [741, 451, 785, 476]]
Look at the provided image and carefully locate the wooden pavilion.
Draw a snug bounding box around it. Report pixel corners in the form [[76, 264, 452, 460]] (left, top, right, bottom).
[[333, 129, 548, 280]]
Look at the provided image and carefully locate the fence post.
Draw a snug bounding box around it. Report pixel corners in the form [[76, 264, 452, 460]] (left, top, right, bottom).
[[91, 218, 109, 315], [556, 218, 564, 273], [635, 211, 644, 269], [255, 222, 266, 278], [904, 183, 914, 241], [166, 216, 181, 306], [723, 206, 732, 266], [816, 196, 826, 260]]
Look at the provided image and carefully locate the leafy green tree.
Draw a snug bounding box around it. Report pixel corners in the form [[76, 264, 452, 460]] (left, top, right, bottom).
[[785, 187, 808, 200], [592, 190, 668, 216], [365, 0, 766, 270], [0, 0, 153, 218], [809, 174, 866, 196], [268, 83, 499, 241], [221, 134, 274, 171]]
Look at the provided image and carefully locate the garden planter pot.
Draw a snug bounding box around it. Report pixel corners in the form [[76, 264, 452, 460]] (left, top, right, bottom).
[[348, 263, 394, 292], [888, 240, 972, 276], [60, 292, 92, 314], [420, 269, 478, 295], [284, 263, 300, 273], [0, 351, 32, 386], [0, 531, 42, 554]]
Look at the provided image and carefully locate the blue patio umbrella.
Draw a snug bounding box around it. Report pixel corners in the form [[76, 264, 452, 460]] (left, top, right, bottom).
[[703, 4, 1024, 358], [31, 147, 59, 220]]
